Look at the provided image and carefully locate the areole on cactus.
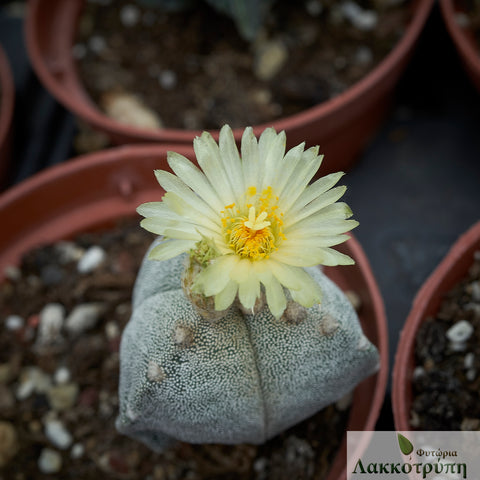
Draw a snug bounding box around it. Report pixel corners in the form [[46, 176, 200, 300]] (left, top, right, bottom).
[[116, 125, 379, 451]]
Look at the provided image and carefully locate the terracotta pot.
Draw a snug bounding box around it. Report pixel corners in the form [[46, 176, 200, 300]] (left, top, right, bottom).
[[440, 0, 480, 92], [25, 0, 433, 174], [0, 45, 15, 189], [0, 144, 388, 479], [392, 220, 480, 431]]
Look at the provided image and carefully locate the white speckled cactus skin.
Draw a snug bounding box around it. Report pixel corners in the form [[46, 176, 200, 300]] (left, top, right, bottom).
[[116, 238, 379, 451]]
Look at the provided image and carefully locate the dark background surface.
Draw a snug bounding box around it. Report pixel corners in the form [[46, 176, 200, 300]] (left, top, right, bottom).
[[1, 1, 480, 431]]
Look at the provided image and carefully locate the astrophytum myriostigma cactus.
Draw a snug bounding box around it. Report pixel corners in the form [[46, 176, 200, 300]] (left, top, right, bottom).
[[116, 125, 379, 451]]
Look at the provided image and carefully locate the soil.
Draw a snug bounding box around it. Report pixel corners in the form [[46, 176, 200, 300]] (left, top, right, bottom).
[[0, 218, 351, 480], [410, 250, 480, 431], [73, 0, 412, 134]]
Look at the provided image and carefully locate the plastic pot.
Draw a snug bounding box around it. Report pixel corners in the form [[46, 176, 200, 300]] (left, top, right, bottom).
[[0, 45, 15, 189], [0, 144, 388, 479], [25, 0, 433, 174], [440, 0, 480, 92], [392, 220, 480, 431]]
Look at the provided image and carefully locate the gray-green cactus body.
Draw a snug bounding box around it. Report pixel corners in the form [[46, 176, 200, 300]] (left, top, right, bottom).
[[116, 239, 379, 451]]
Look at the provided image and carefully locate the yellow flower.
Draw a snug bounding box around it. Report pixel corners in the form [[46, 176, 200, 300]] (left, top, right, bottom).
[[137, 125, 358, 318]]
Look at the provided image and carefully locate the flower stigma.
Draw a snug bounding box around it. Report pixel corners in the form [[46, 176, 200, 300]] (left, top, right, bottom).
[[222, 186, 285, 261]]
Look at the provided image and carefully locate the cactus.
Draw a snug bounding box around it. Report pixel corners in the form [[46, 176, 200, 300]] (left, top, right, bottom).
[[116, 125, 379, 451], [116, 245, 379, 450], [136, 0, 274, 41]]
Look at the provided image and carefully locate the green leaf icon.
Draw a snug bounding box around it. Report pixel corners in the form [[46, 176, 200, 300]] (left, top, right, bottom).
[[397, 433, 414, 455]]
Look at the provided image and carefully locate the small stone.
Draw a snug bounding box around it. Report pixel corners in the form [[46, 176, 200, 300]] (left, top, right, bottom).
[[412, 366, 425, 380], [38, 448, 62, 474], [305, 0, 322, 16], [455, 12, 470, 28], [461, 417, 480, 431], [55, 241, 85, 263], [41, 264, 64, 286], [77, 246, 106, 273], [466, 368, 477, 382], [0, 364, 12, 384], [158, 69, 177, 90], [357, 335, 371, 350], [5, 315, 24, 331], [3, 265, 21, 281], [105, 321, 120, 341], [47, 383, 79, 411], [464, 352, 475, 370], [341, 1, 378, 31], [54, 367, 71, 385], [100, 91, 163, 129], [0, 421, 19, 467], [254, 38, 288, 81], [16, 367, 52, 400], [36, 303, 66, 345], [70, 443, 85, 459], [0, 384, 15, 412], [470, 281, 480, 302], [446, 320, 474, 343], [65, 303, 105, 335], [44, 418, 73, 450], [88, 35, 107, 54], [354, 46, 373, 66], [119, 4, 141, 27], [147, 361, 166, 383], [335, 391, 353, 411]]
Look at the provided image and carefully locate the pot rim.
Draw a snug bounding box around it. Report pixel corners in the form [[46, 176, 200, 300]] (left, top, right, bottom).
[[0, 143, 388, 479], [392, 219, 480, 432], [0, 45, 15, 182], [25, 0, 434, 143]]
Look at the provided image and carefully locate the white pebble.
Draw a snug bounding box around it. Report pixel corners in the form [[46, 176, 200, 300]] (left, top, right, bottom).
[[3, 265, 21, 281], [464, 352, 475, 369], [55, 241, 85, 263], [37, 303, 65, 344], [120, 4, 141, 27], [466, 368, 477, 382], [105, 321, 120, 340], [305, 0, 323, 16], [446, 320, 474, 343], [16, 367, 52, 400], [77, 246, 106, 273], [70, 443, 84, 459], [88, 35, 107, 54], [65, 303, 105, 335], [471, 281, 480, 302], [158, 69, 177, 90], [38, 448, 62, 474], [54, 367, 71, 385], [341, 1, 378, 31], [45, 419, 73, 450], [5, 315, 24, 331], [412, 366, 425, 380]]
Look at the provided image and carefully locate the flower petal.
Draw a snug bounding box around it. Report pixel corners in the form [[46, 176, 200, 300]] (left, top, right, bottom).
[[238, 277, 260, 311], [283, 186, 347, 228], [167, 151, 224, 213], [259, 128, 286, 190], [148, 239, 196, 261], [288, 275, 322, 308], [193, 255, 237, 296], [194, 131, 236, 206], [214, 279, 238, 311], [263, 275, 287, 319], [241, 127, 260, 190]]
